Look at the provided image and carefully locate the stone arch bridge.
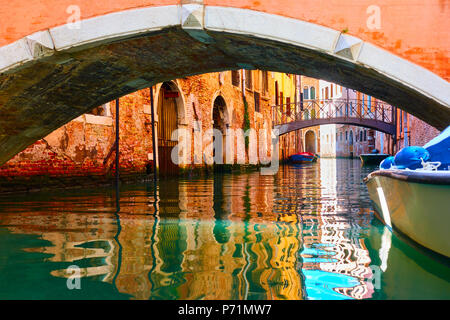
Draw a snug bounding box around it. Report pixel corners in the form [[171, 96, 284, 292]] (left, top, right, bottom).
[[0, 0, 449, 165]]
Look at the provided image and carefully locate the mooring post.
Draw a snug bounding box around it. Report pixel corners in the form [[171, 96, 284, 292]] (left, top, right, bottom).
[[150, 87, 158, 179]]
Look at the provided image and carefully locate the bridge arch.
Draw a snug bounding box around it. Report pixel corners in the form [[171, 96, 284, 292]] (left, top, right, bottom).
[[0, 3, 449, 165]]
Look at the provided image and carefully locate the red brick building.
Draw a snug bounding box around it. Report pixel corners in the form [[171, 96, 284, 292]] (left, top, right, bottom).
[[0, 70, 283, 193]]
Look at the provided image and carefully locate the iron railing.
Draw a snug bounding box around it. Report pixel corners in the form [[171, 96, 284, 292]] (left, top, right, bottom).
[[272, 98, 395, 126]]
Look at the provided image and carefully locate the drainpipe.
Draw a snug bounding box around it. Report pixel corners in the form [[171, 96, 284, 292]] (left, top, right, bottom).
[[242, 69, 246, 97], [150, 86, 158, 178], [346, 87, 349, 116], [403, 112, 408, 147], [115, 98, 120, 187]]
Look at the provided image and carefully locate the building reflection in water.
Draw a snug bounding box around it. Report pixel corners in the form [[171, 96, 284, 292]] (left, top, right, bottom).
[[0, 159, 385, 300]]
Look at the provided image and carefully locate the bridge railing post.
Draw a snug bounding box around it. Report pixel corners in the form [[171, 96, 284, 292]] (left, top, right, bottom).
[[374, 101, 377, 121]]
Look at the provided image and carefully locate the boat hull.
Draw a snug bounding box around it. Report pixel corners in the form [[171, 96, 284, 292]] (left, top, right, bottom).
[[364, 169, 450, 257], [359, 154, 389, 166], [289, 153, 318, 164]]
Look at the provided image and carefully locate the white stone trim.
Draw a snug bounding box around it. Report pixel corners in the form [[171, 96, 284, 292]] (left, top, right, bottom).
[[50, 5, 180, 51], [85, 114, 113, 126], [357, 42, 450, 106], [205, 6, 340, 53], [0, 5, 448, 109]]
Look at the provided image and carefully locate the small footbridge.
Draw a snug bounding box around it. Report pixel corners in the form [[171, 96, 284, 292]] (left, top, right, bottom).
[[273, 99, 397, 135]]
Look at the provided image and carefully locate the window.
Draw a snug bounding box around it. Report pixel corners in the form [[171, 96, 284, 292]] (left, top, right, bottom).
[[286, 97, 291, 116], [245, 70, 252, 90], [254, 91, 260, 113], [88, 104, 110, 116], [310, 87, 316, 99], [231, 70, 240, 87], [303, 86, 309, 100], [325, 87, 329, 99], [331, 84, 334, 98], [280, 92, 284, 112], [262, 71, 269, 94], [275, 81, 279, 106], [346, 131, 348, 141], [340, 132, 342, 141], [364, 130, 367, 141], [360, 131, 363, 141]]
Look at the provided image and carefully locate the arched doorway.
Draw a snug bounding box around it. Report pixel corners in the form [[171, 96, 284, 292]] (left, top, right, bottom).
[[157, 82, 180, 175], [305, 130, 316, 154], [212, 96, 228, 166]]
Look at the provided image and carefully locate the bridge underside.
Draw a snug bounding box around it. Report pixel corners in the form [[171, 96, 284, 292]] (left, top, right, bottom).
[[0, 10, 449, 165], [275, 118, 396, 136]]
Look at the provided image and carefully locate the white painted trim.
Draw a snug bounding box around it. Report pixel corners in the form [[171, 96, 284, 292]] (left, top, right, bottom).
[[0, 5, 448, 109]]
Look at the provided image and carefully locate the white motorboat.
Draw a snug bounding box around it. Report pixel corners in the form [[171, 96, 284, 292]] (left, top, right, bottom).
[[364, 169, 450, 257]]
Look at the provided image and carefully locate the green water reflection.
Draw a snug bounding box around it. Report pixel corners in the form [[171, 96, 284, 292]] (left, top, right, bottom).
[[0, 159, 448, 300]]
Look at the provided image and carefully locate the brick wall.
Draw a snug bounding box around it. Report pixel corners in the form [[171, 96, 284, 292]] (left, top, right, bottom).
[[0, 70, 276, 193]]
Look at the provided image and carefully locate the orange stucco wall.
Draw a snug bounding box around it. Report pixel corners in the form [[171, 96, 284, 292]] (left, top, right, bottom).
[[1, 0, 449, 80]]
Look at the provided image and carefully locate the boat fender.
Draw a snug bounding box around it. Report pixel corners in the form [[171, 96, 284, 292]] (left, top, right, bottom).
[[394, 146, 430, 170]]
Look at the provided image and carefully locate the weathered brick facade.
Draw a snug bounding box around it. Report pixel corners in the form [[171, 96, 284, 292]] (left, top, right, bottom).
[[0, 68, 441, 193], [0, 70, 279, 193], [375, 112, 441, 154]]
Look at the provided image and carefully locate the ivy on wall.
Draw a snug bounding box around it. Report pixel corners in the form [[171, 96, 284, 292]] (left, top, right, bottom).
[[243, 95, 250, 151]]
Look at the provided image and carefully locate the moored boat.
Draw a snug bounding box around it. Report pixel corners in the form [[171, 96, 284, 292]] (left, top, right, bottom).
[[289, 152, 318, 164], [364, 126, 450, 257], [364, 169, 450, 257], [359, 153, 390, 166]]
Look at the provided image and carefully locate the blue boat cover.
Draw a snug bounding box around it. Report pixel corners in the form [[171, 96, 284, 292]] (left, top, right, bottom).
[[380, 156, 395, 169], [394, 146, 430, 170], [378, 126, 449, 170], [423, 125, 450, 170]]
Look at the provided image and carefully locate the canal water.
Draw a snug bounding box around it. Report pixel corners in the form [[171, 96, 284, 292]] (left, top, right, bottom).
[[0, 159, 448, 300]]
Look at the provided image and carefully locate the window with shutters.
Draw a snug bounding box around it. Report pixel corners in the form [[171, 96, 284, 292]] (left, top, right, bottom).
[[286, 97, 291, 116], [280, 92, 284, 113], [303, 86, 309, 100], [231, 70, 240, 87], [310, 87, 316, 99], [254, 92, 260, 113], [262, 71, 269, 94], [245, 70, 252, 90]]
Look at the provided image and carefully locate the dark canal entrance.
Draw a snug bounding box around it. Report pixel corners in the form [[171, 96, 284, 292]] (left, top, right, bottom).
[[0, 159, 448, 299]]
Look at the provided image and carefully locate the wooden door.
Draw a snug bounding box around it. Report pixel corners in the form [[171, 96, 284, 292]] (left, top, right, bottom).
[[157, 88, 179, 176]]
